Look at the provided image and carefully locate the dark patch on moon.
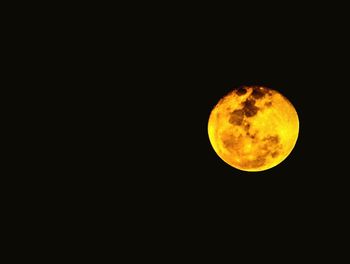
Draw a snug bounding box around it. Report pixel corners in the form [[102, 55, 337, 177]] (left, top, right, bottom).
[[243, 98, 256, 107], [263, 135, 280, 144], [228, 109, 244, 126], [222, 139, 234, 149], [250, 156, 266, 167], [269, 135, 280, 144], [221, 134, 240, 152], [243, 99, 259, 117], [251, 87, 266, 99], [236, 87, 247, 96], [271, 151, 279, 158], [265, 101, 272, 107]]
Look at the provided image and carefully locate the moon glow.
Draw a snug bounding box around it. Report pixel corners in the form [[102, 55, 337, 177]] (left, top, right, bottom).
[[208, 86, 299, 172]]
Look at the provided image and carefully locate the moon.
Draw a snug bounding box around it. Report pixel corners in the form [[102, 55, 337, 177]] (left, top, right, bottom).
[[208, 86, 299, 172]]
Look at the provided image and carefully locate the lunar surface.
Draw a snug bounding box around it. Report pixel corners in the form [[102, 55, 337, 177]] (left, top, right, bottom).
[[208, 86, 299, 172]]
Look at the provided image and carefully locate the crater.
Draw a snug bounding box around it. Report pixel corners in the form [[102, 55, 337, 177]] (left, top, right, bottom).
[[271, 151, 280, 158], [228, 109, 244, 126], [251, 87, 266, 99], [221, 134, 240, 152], [222, 138, 234, 149], [236, 87, 247, 96], [265, 101, 272, 107], [246, 156, 266, 168], [263, 135, 280, 144], [243, 99, 259, 117]]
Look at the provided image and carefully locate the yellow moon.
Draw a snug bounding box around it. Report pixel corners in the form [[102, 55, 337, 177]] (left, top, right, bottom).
[[208, 86, 299, 172]]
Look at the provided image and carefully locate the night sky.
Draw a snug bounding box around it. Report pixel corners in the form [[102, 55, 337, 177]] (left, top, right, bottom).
[[131, 32, 347, 213], [19, 3, 348, 255], [110, 10, 348, 244]]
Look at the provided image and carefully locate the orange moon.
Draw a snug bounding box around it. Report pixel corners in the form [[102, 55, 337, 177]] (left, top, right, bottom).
[[208, 86, 299, 172]]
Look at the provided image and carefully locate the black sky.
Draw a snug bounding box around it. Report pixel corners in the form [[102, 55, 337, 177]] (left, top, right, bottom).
[[14, 2, 349, 255], [43, 4, 350, 255], [124, 20, 349, 213], [86, 7, 350, 242]]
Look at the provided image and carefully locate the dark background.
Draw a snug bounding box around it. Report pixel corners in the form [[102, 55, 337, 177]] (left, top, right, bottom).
[[38, 3, 347, 194], [113, 23, 349, 250], [34, 4, 347, 243], [3, 2, 349, 260], [11, 2, 348, 257], [127, 28, 345, 195], [104, 5, 350, 220]]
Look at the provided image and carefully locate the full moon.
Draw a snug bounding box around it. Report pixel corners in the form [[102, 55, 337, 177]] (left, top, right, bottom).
[[208, 86, 299, 172]]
